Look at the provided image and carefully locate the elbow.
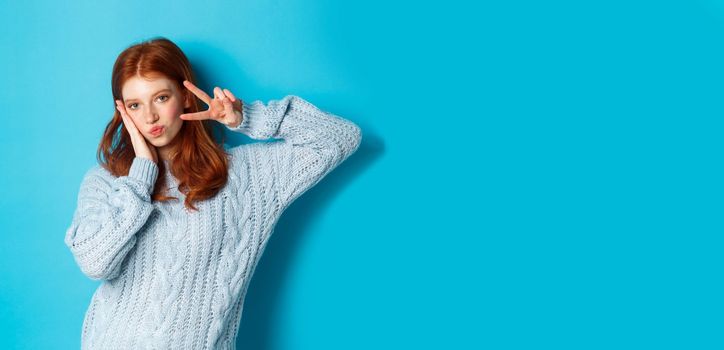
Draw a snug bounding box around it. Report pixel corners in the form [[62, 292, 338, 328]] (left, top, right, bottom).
[[74, 255, 120, 281], [65, 230, 126, 282], [345, 121, 362, 155], [326, 121, 361, 166], [327, 122, 361, 169], [81, 266, 110, 281]]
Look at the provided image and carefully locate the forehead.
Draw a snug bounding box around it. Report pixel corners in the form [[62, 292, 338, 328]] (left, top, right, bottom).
[[122, 75, 177, 99]]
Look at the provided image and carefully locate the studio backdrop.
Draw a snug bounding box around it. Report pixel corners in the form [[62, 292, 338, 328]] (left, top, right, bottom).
[[1, 0, 723, 349]]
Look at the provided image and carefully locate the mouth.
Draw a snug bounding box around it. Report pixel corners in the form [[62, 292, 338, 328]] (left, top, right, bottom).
[[150, 126, 165, 136]]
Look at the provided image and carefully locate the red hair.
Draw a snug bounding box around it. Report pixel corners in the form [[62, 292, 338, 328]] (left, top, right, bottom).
[[98, 36, 231, 212]]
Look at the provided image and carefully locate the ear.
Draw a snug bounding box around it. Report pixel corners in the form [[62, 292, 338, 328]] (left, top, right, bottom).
[[184, 92, 191, 109]]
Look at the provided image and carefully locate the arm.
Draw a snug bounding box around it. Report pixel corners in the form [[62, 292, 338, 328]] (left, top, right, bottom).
[[64, 157, 158, 281], [227, 95, 362, 209]]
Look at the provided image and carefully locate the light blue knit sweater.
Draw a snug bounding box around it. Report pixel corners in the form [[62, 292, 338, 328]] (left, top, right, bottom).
[[64, 95, 362, 349]]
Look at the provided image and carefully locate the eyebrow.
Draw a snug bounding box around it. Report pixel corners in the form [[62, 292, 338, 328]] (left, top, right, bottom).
[[124, 88, 172, 103]]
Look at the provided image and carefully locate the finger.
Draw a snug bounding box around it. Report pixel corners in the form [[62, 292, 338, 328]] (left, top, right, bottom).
[[222, 98, 235, 118], [115, 99, 126, 115], [115, 101, 131, 123], [213, 87, 224, 100], [115, 100, 137, 132], [117, 108, 134, 134], [222, 98, 240, 126], [183, 80, 212, 105], [179, 110, 211, 121], [223, 90, 242, 110], [118, 109, 138, 135], [116, 99, 134, 117], [222, 88, 236, 102]]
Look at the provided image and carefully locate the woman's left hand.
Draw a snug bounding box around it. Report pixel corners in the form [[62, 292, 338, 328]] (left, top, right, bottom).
[[179, 80, 243, 127]]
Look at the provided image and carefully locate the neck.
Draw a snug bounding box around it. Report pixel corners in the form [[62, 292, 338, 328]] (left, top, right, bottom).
[[157, 134, 181, 163], [158, 146, 173, 162]]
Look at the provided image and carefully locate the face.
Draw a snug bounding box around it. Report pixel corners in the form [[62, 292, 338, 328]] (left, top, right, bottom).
[[121, 74, 190, 153]]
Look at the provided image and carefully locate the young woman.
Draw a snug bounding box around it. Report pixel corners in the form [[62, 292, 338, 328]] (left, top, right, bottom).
[[64, 37, 362, 349]]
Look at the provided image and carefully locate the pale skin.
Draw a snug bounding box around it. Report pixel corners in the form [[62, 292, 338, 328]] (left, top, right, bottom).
[[115, 77, 243, 164]]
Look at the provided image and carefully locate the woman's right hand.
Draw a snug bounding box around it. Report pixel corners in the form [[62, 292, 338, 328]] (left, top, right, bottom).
[[115, 100, 159, 164]]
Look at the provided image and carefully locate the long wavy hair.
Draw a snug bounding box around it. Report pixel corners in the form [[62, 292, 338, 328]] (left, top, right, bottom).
[[97, 36, 231, 212]]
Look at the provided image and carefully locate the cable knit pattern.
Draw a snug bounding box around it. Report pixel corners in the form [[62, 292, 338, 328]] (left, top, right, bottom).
[[64, 95, 362, 349]]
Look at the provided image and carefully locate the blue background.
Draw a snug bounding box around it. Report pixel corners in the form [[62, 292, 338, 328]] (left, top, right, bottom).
[[1, 0, 723, 349]]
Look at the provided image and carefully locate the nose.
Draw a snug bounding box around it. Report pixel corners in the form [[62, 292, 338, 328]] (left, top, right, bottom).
[[144, 105, 159, 124]]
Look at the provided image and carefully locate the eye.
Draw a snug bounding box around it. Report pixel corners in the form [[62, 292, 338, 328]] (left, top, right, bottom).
[[157, 95, 169, 102], [128, 103, 138, 110]]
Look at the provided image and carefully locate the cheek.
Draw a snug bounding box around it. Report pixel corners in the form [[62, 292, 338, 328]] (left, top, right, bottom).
[[166, 105, 185, 129], [171, 102, 184, 114], [168, 105, 184, 120], [162, 104, 184, 120], [131, 113, 144, 123]]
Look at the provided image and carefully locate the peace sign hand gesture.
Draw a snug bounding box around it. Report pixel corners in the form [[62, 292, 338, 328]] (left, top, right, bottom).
[[179, 80, 243, 128]]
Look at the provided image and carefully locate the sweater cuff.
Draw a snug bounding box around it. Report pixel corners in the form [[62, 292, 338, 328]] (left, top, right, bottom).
[[227, 101, 254, 130], [128, 157, 159, 191], [226, 100, 280, 140]]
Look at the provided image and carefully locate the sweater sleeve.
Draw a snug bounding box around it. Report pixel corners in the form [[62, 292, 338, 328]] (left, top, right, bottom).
[[226, 95, 362, 209], [64, 156, 159, 281]]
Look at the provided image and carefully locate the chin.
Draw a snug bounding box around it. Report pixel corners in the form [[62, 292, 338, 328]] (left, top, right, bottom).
[[145, 137, 163, 145]]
